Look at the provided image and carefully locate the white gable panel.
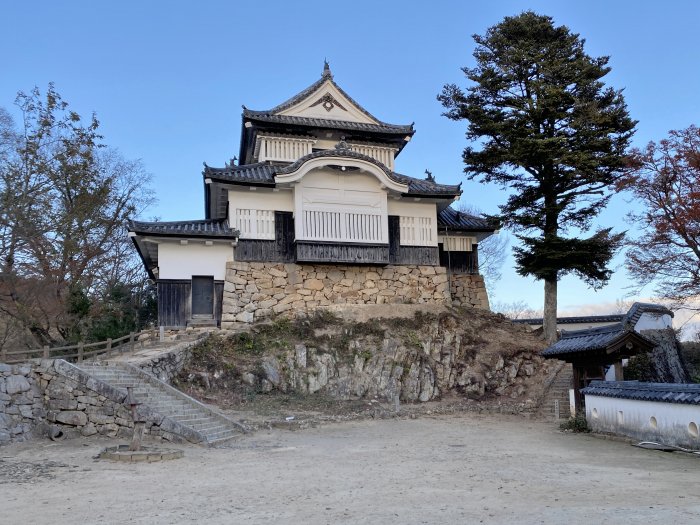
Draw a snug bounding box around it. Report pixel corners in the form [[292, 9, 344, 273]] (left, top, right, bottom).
[[277, 81, 379, 124], [294, 169, 388, 243]]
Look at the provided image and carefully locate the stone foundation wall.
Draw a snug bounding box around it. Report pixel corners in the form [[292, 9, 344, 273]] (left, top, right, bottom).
[[451, 274, 490, 310], [221, 262, 490, 327]]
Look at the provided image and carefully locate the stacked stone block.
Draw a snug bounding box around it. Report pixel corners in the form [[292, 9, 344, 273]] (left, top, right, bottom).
[[222, 262, 489, 328]]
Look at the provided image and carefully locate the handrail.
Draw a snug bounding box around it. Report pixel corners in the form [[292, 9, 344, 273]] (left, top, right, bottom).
[[0, 328, 160, 365]]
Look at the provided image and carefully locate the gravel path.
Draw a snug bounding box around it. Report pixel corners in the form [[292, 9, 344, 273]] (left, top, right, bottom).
[[2, 414, 699, 524]]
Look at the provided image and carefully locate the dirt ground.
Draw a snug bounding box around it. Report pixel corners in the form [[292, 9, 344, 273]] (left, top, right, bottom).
[[2, 414, 699, 524]]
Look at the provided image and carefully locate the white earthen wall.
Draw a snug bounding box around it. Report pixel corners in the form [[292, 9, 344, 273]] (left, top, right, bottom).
[[585, 394, 700, 448], [158, 242, 233, 280]]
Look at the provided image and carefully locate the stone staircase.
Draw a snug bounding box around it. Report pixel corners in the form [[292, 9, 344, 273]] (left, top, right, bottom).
[[539, 363, 574, 420], [78, 361, 245, 445]]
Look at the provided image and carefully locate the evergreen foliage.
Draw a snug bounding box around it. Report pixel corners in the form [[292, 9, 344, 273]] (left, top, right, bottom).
[[439, 11, 635, 341]]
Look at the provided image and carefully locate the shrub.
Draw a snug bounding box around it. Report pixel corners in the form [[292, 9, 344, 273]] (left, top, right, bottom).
[[560, 412, 590, 433]]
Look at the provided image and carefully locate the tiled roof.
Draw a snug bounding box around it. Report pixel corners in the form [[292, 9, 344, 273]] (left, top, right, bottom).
[[512, 314, 624, 325], [582, 380, 700, 405], [243, 65, 414, 136], [128, 219, 238, 238], [437, 206, 497, 232], [541, 324, 628, 357], [243, 111, 414, 135], [513, 303, 673, 328], [540, 324, 655, 359], [204, 151, 462, 198], [204, 162, 277, 185], [622, 302, 674, 329]]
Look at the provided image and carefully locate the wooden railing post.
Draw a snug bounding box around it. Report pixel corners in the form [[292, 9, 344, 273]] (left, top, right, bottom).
[[77, 342, 84, 363], [106, 338, 112, 358], [1, 346, 7, 364], [129, 332, 135, 353], [43, 345, 49, 359]]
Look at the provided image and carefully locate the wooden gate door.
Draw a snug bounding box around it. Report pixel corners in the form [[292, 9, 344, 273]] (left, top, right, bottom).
[[191, 276, 214, 317]]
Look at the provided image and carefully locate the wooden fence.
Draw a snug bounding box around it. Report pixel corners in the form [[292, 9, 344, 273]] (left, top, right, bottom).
[[0, 328, 159, 365]]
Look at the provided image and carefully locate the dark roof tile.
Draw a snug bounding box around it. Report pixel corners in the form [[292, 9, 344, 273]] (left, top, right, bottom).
[[622, 302, 674, 329], [243, 68, 414, 136], [437, 206, 497, 232], [541, 324, 629, 357], [243, 111, 414, 135], [204, 150, 462, 198], [582, 380, 700, 405], [129, 219, 238, 238], [204, 162, 276, 185], [512, 314, 624, 325]]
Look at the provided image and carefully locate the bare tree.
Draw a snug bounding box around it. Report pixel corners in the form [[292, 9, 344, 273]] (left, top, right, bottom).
[[458, 204, 509, 298], [620, 125, 700, 310], [491, 299, 543, 320], [0, 85, 154, 346]]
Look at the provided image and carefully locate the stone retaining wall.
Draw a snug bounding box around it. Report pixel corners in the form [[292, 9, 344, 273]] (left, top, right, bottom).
[[0, 363, 41, 444], [221, 262, 489, 328], [0, 360, 185, 446]]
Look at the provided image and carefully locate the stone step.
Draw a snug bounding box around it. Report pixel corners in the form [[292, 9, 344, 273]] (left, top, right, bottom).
[[76, 362, 244, 445], [206, 429, 239, 443]]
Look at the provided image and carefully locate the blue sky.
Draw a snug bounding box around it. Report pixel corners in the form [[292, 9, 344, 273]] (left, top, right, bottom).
[[2, 1, 699, 328]]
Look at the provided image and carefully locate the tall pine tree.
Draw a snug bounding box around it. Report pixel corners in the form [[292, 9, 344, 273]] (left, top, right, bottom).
[[439, 11, 634, 342]]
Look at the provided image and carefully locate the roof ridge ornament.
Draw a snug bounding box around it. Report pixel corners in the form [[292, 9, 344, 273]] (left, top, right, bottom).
[[334, 138, 350, 150], [310, 92, 347, 113], [322, 59, 332, 78]]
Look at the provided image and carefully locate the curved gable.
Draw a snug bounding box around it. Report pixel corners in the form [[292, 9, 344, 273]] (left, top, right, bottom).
[[275, 153, 408, 194]]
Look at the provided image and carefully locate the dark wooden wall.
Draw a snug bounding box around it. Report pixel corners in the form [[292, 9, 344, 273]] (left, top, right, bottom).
[[233, 212, 449, 267], [236, 211, 295, 263], [157, 280, 190, 328], [296, 242, 390, 264], [214, 281, 224, 325], [157, 279, 223, 328], [393, 246, 439, 265], [439, 243, 479, 274]]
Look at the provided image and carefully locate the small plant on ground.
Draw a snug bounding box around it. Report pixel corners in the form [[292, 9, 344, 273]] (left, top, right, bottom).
[[560, 412, 590, 433]]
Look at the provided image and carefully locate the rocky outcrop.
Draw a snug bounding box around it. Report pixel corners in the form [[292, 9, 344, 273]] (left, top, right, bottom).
[[179, 306, 551, 407], [638, 329, 690, 383]]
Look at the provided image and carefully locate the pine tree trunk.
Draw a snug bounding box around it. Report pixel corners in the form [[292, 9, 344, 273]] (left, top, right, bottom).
[[543, 278, 558, 344]]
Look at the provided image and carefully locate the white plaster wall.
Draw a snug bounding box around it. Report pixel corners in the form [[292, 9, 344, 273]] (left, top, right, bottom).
[[635, 312, 673, 330], [387, 199, 437, 219], [586, 395, 700, 448], [158, 242, 233, 280], [228, 188, 294, 218]]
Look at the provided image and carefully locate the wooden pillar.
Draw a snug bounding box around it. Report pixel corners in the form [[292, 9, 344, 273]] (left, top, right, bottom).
[[571, 366, 583, 414], [77, 342, 84, 363], [614, 361, 624, 381]]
